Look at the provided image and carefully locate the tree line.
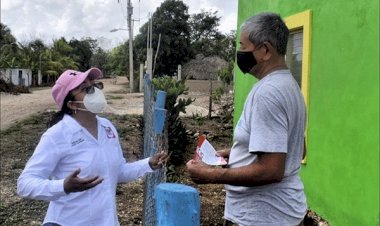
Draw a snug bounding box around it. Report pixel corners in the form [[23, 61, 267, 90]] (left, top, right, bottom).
[[0, 0, 236, 86]]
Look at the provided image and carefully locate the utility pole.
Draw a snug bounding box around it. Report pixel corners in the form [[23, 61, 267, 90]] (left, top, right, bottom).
[[146, 13, 153, 79], [38, 53, 42, 86], [127, 0, 134, 93]]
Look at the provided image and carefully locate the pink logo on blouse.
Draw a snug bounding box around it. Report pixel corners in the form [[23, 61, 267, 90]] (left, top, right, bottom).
[[103, 126, 116, 138]]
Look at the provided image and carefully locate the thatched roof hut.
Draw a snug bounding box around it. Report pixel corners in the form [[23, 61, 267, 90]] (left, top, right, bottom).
[[182, 54, 228, 80]]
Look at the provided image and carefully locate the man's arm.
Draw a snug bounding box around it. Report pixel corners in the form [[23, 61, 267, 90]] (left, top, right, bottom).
[[186, 152, 286, 186]]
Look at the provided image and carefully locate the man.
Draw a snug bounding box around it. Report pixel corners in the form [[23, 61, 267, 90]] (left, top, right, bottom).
[[186, 12, 307, 226]]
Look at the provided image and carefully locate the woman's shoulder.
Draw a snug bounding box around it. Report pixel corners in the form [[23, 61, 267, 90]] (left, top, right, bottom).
[[44, 116, 80, 140], [44, 119, 70, 138]]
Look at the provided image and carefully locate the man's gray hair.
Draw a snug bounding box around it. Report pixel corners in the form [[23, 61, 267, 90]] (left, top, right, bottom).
[[241, 12, 289, 55]]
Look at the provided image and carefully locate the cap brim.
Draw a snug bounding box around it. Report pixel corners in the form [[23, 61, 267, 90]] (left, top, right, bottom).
[[85, 68, 103, 79]]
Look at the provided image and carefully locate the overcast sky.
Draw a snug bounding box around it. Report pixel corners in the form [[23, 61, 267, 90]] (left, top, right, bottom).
[[1, 0, 237, 50]]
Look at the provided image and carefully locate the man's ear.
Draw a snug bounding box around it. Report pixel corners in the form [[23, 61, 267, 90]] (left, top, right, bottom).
[[262, 42, 273, 61]]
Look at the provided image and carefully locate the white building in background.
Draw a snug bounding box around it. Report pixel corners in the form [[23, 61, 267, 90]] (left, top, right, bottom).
[[0, 68, 40, 86]]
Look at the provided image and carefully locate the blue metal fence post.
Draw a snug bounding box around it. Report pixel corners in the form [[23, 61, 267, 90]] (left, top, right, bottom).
[[154, 183, 200, 226], [153, 90, 167, 135], [155, 90, 167, 108]]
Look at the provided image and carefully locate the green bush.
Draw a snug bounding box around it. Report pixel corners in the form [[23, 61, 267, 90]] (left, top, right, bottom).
[[152, 76, 194, 181], [213, 61, 234, 123]]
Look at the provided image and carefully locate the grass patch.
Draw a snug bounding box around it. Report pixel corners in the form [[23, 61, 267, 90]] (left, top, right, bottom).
[[107, 95, 124, 100], [108, 88, 128, 94]]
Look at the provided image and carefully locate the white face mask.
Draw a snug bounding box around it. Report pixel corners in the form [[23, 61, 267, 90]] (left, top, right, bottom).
[[75, 87, 107, 113]]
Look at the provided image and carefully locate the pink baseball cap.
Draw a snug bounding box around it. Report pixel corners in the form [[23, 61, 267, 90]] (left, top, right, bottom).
[[52, 67, 103, 109]]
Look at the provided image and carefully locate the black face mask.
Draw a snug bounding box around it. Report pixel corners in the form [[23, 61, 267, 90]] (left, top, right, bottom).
[[236, 51, 257, 74]]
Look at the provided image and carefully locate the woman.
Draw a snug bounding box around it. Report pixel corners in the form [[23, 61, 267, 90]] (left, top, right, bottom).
[[17, 67, 168, 226]]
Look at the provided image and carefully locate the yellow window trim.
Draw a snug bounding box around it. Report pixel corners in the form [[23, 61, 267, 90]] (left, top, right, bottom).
[[285, 10, 312, 109], [285, 10, 312, 164]]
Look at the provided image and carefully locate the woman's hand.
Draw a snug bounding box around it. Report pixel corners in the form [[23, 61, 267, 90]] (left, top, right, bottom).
[[63, 168, 103, 194], [149, 152, 170, 170]]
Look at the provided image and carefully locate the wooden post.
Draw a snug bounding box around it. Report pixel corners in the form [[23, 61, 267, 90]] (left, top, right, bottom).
[[154, 183, 200, 226], [177, 64, 182, 81], [139, 64, 144, 92], [208, 72, 213, 119]]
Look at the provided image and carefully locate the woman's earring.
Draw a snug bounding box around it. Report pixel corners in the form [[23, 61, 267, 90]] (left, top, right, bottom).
[[74, 109, 77, 114]]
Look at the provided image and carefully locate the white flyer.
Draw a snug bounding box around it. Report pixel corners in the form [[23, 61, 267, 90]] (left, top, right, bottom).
[[194, 135, 227, 166]]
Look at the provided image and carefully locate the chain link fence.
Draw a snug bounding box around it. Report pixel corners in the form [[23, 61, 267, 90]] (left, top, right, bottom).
[[142, 74, 168, 226]]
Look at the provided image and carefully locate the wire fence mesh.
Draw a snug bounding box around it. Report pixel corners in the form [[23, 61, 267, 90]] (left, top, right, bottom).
[[142, 75, 168, 226]]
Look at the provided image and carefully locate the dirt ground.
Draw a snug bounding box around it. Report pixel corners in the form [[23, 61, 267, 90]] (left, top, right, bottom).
[[0, 78, 327, 225], [0, 77, 218, 130]]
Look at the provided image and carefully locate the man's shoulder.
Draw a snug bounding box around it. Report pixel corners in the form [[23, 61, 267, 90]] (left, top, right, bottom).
[[257, 71, 296, 94]]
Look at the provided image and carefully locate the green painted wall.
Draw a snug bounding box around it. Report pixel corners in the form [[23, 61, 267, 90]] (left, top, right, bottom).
[[235, 0, 379, 225]]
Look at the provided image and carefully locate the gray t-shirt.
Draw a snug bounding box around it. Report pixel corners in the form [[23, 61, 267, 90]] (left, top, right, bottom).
[[224, 70, 307, 226]]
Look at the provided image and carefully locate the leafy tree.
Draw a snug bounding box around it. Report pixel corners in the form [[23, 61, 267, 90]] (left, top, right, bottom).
[[189, 11, 236, 62], [52, 38, 72, 56], [107, 43, 129, 77], [134, 0, 191, 77], [217, 30, 237, 62], [0, 23, 16, 45], [0, 23, 20, 68], [19, 40, 46, 76], [90, 47, 110, 76], [69, 38, 98, 71], [43, 38, 78, 84], [189, 10, 221, 57]]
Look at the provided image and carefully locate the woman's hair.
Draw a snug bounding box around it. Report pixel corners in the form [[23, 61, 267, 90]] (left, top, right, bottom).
[[241, 12, 289, 55], [47, 93, 75, 128]]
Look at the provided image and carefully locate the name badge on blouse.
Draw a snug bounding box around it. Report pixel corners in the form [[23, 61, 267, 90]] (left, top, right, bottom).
[[103, 126, 116, 139], [71, 137, 85, 146]]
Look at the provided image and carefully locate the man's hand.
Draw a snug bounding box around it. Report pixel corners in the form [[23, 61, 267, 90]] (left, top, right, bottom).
[[149, 152, 170, 170], [186, 159, 215, 184], [63, 168, 103, 194], [216, 148, 231, 163]]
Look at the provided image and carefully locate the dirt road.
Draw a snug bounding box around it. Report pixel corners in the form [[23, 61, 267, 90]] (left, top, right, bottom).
[[0, 76, 211, 130]]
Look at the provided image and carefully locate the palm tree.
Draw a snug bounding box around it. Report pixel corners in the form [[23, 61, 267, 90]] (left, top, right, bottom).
[[0, 23, 20, 68]]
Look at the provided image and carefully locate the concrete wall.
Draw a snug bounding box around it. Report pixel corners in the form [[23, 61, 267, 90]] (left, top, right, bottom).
[[2, 68, 32, 86]]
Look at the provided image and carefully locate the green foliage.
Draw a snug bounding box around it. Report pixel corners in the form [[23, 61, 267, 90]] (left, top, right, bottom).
[[152, 76, 194, 116], [0, 23, 23, 68], [69, 38, 98, 71], [40, 38, 78, 84], [152, 76, 194, 172], [90, 47, 110, 75], [217, 31, 237, 62], [191, 111, 207, 126], [188, 11, 236, 62], [189, 10, 221, 58], [134, 0, 191, 76], [107, 43, 129, 77], [212, 60, 235, 123], [106, 95, 124, 100]]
